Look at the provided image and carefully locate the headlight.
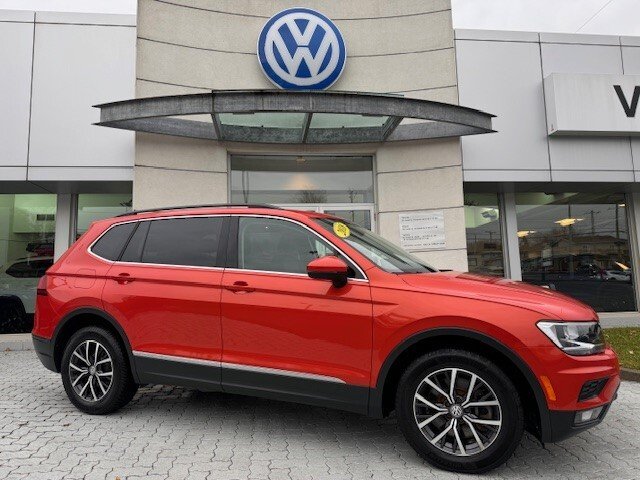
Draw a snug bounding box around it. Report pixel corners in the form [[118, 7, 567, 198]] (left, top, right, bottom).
[[537, 321, 605, 356]]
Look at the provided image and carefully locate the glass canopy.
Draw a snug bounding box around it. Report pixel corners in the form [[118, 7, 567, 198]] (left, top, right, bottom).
[[95, 90, 494, 144]]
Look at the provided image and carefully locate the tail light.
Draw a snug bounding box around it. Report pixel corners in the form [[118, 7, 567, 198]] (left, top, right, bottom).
[[36, 275, 48, 296]]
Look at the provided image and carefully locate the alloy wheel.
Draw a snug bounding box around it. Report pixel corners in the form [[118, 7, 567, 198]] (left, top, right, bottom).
[[413, 367, 502, 456], [68, 340, 114, 402]]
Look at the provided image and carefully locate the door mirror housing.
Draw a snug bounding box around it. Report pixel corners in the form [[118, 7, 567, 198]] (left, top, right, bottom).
[[307, 256, 349, 288]]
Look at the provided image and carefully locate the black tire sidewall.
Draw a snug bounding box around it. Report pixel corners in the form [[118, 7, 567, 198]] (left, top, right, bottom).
[[396, 349, 524, 473], [61, 326, 134, 415]]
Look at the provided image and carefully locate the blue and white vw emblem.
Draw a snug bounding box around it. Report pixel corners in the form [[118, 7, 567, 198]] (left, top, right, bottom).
[[257, 8, 346, 90]]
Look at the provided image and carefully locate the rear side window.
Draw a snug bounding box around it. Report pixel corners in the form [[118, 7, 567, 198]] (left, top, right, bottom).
[[91, 223, 136, 261], [141, 217, 224, 267]]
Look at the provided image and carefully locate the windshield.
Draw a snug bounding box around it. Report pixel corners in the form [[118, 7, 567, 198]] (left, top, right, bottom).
[[315, 218, 436, 274]]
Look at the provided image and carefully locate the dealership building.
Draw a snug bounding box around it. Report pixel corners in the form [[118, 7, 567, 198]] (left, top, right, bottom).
[[2, 1, 640, 332]]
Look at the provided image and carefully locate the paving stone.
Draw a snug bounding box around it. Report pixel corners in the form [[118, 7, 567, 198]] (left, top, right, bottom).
[[1, 350, 639, 479]]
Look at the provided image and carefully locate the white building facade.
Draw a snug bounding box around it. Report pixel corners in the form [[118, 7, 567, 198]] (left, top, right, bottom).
[[1, 3, 640, 335]]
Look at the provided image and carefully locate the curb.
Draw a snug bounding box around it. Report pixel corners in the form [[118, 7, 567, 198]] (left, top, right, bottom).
[[0, 333, 33, 352], [621, 368, 640, 382]]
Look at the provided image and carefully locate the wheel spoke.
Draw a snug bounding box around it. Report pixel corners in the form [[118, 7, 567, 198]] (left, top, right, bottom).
[[463, 373, 477, 406], [465, 416, 501, 426], [95, 375, 107, 395], [424, 378, 453, 404], [69, 363, 87, 373], [449, 368, 457, 401], [415, 393, 447, 412], [430, 419, 454, 445], [463, 417, 485, 451], [417, 411, 446, 429], [72, 371, 87, 387], [79, 377, 92, 397], [96, 371, 112, 377], [95, 358, 111, 366], [464, 400, 500, 408], [73, 350, 90, 366], [452, 419, 467, 456], [89, 377, 98, 401], [94, 341, 99, 365]]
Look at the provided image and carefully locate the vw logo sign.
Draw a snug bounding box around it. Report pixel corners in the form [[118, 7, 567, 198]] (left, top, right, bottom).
[[257, 8, 346, 90]]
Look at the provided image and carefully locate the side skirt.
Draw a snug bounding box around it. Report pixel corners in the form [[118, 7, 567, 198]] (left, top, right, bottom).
[[133, 351, 369, 415]]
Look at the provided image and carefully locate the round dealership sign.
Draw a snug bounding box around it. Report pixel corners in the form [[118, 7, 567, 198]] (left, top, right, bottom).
[[257, 8, 346, 90]]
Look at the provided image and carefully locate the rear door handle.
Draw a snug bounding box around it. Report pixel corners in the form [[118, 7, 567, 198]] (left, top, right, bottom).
[[115, 273, 134, 285], [224, 280, 255, 293]]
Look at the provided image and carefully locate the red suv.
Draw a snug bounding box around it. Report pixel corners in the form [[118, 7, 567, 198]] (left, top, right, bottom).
[[32, 205, 620, 473]]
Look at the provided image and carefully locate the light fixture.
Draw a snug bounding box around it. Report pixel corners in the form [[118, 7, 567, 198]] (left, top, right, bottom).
[[554, 217, 583, 227], [614, 261, 630, 271], [517, 230, 536, 238], [618, 203, 626, 207]]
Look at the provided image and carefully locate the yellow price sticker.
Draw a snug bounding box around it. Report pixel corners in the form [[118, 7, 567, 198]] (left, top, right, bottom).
[[333, 222, 350, 238]]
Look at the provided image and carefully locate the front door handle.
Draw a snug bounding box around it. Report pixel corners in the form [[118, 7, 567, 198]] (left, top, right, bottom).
[[224, 280, 255, 293]]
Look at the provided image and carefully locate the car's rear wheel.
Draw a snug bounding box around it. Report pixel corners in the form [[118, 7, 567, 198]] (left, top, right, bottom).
[[61, 326, 138, 414], [395, 349, 523, 473]]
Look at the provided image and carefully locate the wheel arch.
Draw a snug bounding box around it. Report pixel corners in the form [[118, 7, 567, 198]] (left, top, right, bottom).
[[52, 307, 139, 382], [369, 328, 551, 442]]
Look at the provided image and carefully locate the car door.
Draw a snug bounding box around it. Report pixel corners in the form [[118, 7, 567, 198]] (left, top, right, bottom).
[[220, 215, 373, 413], [101, 215, 228, 390]]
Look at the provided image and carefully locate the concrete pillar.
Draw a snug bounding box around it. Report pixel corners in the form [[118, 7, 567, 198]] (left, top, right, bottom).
[[499, 192, 522, 280], [54, 194, 76, 261]]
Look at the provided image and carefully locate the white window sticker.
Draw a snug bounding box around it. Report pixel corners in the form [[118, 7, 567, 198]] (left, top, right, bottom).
[[399, 210, 446, 251]]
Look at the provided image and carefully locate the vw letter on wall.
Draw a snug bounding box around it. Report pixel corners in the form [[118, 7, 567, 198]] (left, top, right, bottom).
[[544, 73, 640, 135], [257, 8, 346, 90]]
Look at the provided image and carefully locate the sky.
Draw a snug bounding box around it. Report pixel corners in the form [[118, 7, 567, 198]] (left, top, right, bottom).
[[0, 0, 639, 36]]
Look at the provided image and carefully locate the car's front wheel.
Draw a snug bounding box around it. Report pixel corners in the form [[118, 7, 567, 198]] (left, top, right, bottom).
[[61, 326, 138, 414], [395, 349, 524, 473]]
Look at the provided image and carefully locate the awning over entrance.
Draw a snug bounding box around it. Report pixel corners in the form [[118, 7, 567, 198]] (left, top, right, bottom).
[[95, 90, 494, 144]]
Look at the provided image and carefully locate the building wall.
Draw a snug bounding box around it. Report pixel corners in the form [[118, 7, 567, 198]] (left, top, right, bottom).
[[456, 29, 640, 183], [134, 0, 468, 270], [0, 10, 136, 189]]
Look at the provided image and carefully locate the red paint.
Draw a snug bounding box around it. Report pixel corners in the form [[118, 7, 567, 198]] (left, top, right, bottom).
[[34, 206, 620, 415]]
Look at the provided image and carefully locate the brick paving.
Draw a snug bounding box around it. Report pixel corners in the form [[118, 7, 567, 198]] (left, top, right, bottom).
[[0, 350, 639, 479]]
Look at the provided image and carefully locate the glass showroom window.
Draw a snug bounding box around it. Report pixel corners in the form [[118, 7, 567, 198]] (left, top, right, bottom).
[[516, 192, 635, 312], [0, 194, 56, 334], [230, 155, 374, 204], [76, 194, 132, 239], [464, 193, 504, 276]]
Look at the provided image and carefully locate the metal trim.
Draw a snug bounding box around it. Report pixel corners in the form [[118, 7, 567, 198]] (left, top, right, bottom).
[[95, 89, 495, 144], [132, 350, 346, 384]]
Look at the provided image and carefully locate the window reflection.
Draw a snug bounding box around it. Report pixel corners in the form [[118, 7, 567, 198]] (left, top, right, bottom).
[[465, 193, 504, 276], [516, 193, 635, 312], [0, 194, 56, 333], [76, 194, 132, 238]]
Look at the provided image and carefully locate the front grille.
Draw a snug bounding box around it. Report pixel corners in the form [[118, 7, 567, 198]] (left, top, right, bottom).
[[578, 378, 608, 402]]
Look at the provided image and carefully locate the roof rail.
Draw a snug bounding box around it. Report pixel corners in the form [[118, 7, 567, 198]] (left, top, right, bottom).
[[115, 203, 282, 217]]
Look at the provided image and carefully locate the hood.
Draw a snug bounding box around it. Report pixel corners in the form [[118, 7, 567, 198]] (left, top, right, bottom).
[[400, 271, 597, 321]]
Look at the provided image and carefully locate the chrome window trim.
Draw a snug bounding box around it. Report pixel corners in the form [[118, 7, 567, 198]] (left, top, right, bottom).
[[232, 213, 369, 281], [133, 350, 346, 384], [87, 212, 368, 281]]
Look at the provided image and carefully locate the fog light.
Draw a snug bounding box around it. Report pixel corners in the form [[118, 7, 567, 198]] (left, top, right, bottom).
[[574, 406, 604, 425]]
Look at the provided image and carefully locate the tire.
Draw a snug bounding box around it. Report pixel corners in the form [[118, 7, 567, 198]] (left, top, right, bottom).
[[0, 298, 27, 334], [61, 326, 138, 415], [395, 349, 524, 473]]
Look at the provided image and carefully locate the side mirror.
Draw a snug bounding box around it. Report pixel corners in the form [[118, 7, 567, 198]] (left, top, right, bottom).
[[307, 256, 349, 288]]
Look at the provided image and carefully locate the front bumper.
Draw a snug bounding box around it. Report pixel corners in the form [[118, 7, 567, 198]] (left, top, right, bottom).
[[547, 402, 613, 442], [32, 334, 57, 372]]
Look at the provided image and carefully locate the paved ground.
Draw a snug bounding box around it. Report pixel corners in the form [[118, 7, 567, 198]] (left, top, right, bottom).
[[1, 351, 639, 480]]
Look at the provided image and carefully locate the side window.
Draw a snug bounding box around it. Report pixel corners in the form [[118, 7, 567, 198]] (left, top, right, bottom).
[[236, 217, 357, 277], [91, 223, 136, 261], [141, 217, 224, 267]]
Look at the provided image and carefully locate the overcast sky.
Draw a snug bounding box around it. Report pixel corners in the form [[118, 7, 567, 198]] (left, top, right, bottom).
[[0, 0, 639, 36]]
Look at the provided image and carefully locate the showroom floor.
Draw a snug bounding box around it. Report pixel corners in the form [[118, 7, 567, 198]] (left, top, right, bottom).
[[0, 350, 639, 480]]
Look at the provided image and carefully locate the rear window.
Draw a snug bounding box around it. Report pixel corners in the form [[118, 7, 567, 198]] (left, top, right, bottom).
[[140, 217, 224, 267], [5, 259, 53, 278], [91, 222, 136, 261]]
